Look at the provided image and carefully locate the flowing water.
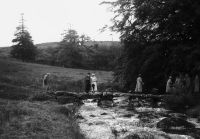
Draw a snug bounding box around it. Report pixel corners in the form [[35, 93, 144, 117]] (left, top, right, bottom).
[[78, 94, 200, 139]]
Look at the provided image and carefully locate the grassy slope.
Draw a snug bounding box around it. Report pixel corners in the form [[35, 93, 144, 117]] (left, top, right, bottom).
[[0, 41, 121, 58], [0, 58, 113, 97], [0, 58, 113, 138], [0, 47, 11, 58], [0, 58, 112, 83], [0, 99, 85, 138]]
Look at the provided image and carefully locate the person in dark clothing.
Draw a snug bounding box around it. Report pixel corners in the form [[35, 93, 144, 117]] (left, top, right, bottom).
[[85, 73, 91, 93]]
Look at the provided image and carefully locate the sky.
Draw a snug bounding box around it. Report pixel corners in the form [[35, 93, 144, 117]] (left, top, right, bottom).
[[0, 0, 120, 47]]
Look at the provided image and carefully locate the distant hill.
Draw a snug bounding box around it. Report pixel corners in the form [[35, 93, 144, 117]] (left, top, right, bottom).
[[36, 41, 121, 49], [0, 41, 121, 58], [35, 42, 60, 49], [84, 41, 121, 47]]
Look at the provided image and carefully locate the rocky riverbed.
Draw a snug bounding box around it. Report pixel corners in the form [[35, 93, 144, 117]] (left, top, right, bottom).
[[78, 94, 200, 139]]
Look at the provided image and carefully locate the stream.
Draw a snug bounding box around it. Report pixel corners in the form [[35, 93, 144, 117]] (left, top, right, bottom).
[[77, 93, 200, 139]]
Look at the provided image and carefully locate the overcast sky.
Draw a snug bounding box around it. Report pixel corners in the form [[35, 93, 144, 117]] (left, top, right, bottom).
[[0, 0, 120, 47]]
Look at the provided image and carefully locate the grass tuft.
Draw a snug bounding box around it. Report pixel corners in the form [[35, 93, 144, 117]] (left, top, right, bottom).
[[29, 93, 54, 101]]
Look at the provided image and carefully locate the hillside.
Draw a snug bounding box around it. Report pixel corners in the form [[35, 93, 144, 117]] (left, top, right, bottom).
[[0, 47, 11, 58], [35, 42, 60, 49], [0, 41, 121, 58], [1, 58, 112, 138], [36, 41, 121, 49], [0, 58, 113, 97]]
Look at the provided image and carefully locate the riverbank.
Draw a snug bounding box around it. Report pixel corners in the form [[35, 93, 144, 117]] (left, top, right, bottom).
[[0, 98, 85, 138]]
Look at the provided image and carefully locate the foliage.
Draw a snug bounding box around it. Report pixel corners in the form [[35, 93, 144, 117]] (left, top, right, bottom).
[[103, 0, 200, 91], [35, 41, 121, 70], [57, 43, 84, 68], [79, 34, 91, 46], [164, 94, 200, 112], [38, 44, 121, 70], [61, 29, 79, 44], [0, 100, 85, 139], [10, 22, 37, 62], [29, 93, 53, 101]]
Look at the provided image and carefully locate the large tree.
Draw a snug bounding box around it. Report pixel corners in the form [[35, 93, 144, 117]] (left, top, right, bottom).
[[103, 0, 200, 91], [58, 29, 83, 68], [61, 29, 79, 45], [103, 0, 200, 43], [11, 14, 37, 61]]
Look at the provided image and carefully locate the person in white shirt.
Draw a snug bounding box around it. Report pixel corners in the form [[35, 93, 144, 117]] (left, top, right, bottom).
[[90, 73, 97, 93], [166, 76, 173, 93], [135, 74, 144, 93], [43, 73, 51, 92]]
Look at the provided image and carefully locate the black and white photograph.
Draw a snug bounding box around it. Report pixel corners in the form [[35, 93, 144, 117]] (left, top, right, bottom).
[[0, 0, 200, 138]]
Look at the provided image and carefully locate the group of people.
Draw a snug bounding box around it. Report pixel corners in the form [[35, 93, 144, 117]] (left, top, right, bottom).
[[85, 73, 98, 93], [166, 73, 199, 94], [42, 72, 98, 93], [43, 71, 199, 95], [134, 73, 200, 94]]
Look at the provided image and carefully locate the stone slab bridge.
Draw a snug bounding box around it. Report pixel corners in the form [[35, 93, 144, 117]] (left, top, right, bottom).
[[50, 91, 171, 104]]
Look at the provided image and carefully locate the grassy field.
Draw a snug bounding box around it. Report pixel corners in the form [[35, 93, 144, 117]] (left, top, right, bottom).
[[0, 99, 85, 138], [0, 58, 113, 138], [0, 47, 11, 58], [0, 58, 113, 96]]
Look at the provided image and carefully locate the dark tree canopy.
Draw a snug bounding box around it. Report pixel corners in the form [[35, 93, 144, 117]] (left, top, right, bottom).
[[103, 0, 200, 43], [11, 19, 37, 61], [103, 0, 200, 91]]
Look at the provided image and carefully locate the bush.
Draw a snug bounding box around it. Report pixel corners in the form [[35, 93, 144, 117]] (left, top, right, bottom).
[[98, 82, 125, 92], [54, 105, 77, 117], [53, 105, 85, 139], [0, 101, 31, 129], [164, 93, 200, 112], [29, 93, 53, 101], [51, 79, 85, 92], [187, 106, 200, 118], [0, 83, 30, 100]]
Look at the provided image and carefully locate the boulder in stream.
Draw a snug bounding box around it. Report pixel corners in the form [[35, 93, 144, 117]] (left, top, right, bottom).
[[123, 129, 194, 139], [157, 117, 195, 130]]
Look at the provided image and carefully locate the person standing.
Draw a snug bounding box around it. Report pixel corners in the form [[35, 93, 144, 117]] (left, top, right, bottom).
[[43, 73, 51, 92], [135, 74, 144, 93], [184, 74, 191, 94], [91, 73, 97, 93], [174, 73, 183, 94], [166, 76, 173, 93], [194, 74, 199, 94], [85, 73, 91, 94]]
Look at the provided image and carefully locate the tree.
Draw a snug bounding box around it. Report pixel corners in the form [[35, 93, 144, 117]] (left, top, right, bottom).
[[103, 0, 200, 91], [79, 34, 91, 46], [11, 14, 37, 61], [58, 29, 83, 68], [61, 29, 79, 45]]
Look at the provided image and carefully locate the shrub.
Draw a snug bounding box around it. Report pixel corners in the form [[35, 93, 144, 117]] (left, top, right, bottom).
[[0, 101, 31, 130], [98, 82, 125, 92], [187, 105, 200, 118], [164, 93, 200, 112], [29, 93, 53, 101]]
